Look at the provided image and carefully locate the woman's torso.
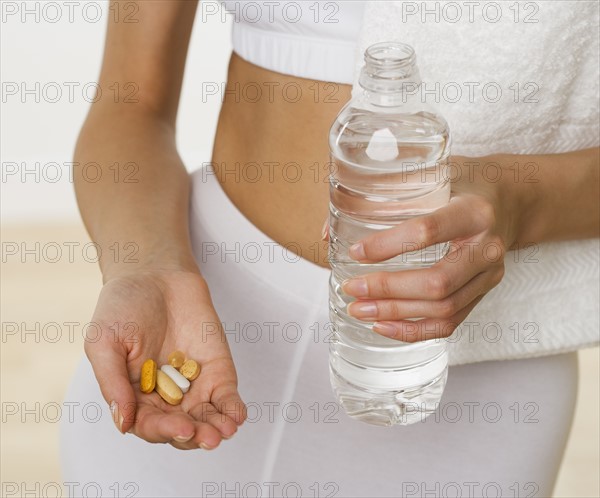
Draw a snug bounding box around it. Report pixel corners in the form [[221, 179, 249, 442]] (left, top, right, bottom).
[[212, 54, 349, 269], [212, 1, 365, 268]]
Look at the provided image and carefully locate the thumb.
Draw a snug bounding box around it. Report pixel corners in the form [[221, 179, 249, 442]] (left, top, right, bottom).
[[84, 333, 137, 434]]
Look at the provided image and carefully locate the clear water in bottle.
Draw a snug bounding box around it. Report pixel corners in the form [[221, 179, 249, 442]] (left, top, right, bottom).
[[328, 42, 452, 426]]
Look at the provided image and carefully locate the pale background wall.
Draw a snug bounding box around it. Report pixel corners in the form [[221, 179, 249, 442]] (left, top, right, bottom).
[[1, 1, 598, 497], [2, 0, 231, 222]]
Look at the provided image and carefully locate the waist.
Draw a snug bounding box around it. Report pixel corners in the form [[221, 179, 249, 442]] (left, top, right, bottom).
[[211, 52, 352, 268]]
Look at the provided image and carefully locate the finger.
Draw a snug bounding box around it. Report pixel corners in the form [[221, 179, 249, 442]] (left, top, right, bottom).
[[170, 440, 198, 451], [136, 400, 229, 450], [129, 400, 196, 444], [165, 419, 225, 450], [84, 334, 136, 434], [349, 269, 496, 321], [169, 436, 224, 451], [372, 295, 486, 342], [348, 195, 490, 262], [186, 401, 239, 442], [211, 383, 247, 427], [182, 394, 238, 438], [342, 246, 488, 301], [194, 357, 247, 426]]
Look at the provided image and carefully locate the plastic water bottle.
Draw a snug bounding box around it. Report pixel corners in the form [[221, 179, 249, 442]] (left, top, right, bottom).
[[328, 42, 451, 426]]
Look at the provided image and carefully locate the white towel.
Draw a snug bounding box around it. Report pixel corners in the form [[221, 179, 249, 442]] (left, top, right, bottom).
[[351, 1, 600, 365]]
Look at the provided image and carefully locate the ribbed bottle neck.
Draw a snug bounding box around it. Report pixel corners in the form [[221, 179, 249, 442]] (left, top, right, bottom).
[[358, 42, 422, 106]]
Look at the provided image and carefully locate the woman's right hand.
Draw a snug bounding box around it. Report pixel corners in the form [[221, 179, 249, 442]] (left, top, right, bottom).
[[84, 267, 246, 450]]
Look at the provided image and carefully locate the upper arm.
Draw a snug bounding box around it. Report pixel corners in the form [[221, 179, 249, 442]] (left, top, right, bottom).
[[95, 0, 198, 124]]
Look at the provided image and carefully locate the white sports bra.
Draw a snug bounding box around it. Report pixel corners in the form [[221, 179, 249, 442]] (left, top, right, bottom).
[[220, 1, 366, 84]]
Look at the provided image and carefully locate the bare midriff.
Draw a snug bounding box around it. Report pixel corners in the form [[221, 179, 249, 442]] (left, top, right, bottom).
[[211, 52, 352, 269]]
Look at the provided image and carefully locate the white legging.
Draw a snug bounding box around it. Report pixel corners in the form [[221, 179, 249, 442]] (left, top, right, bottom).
[[60, 165, 578, 497]]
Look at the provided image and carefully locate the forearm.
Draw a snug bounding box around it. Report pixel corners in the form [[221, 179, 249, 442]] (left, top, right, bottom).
[[74, 107, 198, 282], [479, 148, 600, 248]]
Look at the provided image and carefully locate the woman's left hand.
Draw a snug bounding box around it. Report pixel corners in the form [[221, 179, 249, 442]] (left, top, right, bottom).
[[338, 156, 525, 342]]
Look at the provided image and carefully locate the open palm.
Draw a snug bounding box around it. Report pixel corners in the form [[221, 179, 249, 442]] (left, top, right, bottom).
[[85, 269, 246, 450]]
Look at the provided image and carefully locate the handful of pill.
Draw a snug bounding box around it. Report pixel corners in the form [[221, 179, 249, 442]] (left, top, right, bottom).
[[139, 351, 201, 405]]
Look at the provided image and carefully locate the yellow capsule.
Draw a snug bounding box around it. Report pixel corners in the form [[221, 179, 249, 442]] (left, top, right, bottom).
[[179, 359, 201, 381], [167, 350, 186, 369], [139, 359, 157, 394], [155, 370, 183, 405]]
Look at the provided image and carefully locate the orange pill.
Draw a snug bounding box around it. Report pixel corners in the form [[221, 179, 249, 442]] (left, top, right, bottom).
[[179, 359, 201, 381], [167, 350, 185, 369], [139, 359, 157, 394]]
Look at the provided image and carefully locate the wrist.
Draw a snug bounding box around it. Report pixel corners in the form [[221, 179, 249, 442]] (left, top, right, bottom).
[[100, 242, 200, 283], [450, 154, 541, 250], [494, 153, 553, 249], [492, 154, 541, 250]]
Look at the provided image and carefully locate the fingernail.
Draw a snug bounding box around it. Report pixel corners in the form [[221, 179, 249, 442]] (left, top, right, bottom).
[[373, 322, 397, 338], [349, 242, 366, 260], [109, 400, 124, 434], [199, 442, 214, 450], [347, 301, 377, 319], [342, 278, 368, 297], [320, 219, 329, 241], [173, 434, 194, 443]]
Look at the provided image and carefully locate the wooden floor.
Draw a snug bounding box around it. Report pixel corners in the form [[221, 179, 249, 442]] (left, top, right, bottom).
[[1, 223, 598, 497]]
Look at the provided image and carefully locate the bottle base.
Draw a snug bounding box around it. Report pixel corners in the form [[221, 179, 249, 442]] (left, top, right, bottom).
[[330, 366, 448, 426]]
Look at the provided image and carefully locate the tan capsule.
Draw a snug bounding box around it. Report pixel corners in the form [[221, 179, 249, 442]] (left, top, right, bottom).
[[139, 359, 157, 394], [167, 350, 186, 369], [155, 370, 183, 405], [179, 359, 201, 381]]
